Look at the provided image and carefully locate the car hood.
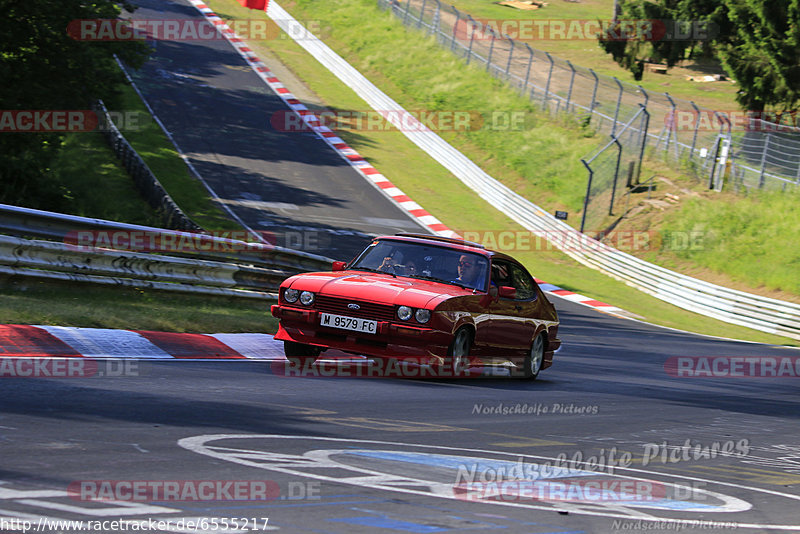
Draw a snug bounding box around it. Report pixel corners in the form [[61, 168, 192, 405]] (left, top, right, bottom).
[[285, 271, 472, 308]]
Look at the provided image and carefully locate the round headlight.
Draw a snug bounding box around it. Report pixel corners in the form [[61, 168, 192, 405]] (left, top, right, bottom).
[[397, 306, 412, 321], [299, 291, 315, 306], [415, 309, 431, 323], [284, 288, 299, 303]]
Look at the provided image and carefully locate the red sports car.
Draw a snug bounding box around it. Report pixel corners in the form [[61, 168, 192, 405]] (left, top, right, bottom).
[[270, 234, 560, 378]]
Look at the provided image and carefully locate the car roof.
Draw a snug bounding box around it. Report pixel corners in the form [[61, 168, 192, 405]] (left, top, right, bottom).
[[376, 233, 517, 263]]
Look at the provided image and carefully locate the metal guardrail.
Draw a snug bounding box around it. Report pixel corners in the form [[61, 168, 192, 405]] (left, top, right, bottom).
[[0, 204, 333, 273], [0, 234, 277, 299], [0, 204, 335, 299], [94, 100, 203, 232], [267, 0, 800, 341]]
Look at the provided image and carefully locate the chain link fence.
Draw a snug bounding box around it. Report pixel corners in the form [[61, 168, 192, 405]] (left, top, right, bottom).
[[580, 106, 649, 233], [379, 0, 800, 209]]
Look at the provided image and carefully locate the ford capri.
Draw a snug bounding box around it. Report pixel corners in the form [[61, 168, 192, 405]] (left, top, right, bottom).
[[270, 234, 561, 378]]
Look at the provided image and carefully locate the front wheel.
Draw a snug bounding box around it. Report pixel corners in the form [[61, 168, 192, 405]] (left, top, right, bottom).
[[522, 333, 545, 380], [284, 341, 320, 366], [446, 327, 472, 377]]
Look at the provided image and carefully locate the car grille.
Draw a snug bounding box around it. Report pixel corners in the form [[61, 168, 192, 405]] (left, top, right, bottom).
[[314, 295, 395, 322]]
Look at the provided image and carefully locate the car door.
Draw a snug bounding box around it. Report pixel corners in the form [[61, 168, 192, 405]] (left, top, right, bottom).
[[482, 259, 526, 360]]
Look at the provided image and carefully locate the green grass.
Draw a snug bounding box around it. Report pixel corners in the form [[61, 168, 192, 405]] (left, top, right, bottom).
[[110, 84, 241, 231], [0, 279, 277, 333], [443, 0, 742, 110], [654, 189, 800, 296], [202, 0, 797, 345], [50, 131, 162, 225]]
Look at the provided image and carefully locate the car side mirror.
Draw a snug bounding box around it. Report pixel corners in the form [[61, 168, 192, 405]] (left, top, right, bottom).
[[499, 286, 516, 299], [332, 261, 347, 271]]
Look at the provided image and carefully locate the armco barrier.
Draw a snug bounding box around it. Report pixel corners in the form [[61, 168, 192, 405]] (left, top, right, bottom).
[[265, 0, 800, 341], [0, 203, 333, 274], [94, 100, 203, 232], [0, 234, 279, 299]]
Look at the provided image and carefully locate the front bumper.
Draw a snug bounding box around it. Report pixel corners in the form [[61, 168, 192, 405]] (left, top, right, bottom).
[[271, 304, 452, 365]]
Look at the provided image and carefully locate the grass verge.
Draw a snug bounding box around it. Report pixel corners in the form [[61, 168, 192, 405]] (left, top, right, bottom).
[[200, 0, 796, 345], [51, 131, 162, 226]]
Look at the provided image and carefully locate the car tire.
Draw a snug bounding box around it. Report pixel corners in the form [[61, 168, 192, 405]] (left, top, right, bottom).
[[446, 327, 472, 377], [284, 341, 319, 366], [523, 333, 545, 380]]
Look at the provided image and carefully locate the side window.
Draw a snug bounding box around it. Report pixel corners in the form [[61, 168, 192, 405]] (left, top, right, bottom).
[[510, 263, 537, 300], [491, 260, 512, 289]]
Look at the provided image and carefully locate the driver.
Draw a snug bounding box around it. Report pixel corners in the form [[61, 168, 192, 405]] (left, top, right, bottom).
[[454, 254, 485, 289]]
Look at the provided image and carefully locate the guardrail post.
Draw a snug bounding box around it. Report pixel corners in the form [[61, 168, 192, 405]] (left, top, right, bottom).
[[543, 51, 554, 112], [611, 77, 623, 137]]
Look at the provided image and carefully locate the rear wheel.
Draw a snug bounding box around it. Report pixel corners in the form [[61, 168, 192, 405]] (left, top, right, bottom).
[[446, 327, 472, 377], [284, 341, 320, 366], [523, 333, 545, 380]]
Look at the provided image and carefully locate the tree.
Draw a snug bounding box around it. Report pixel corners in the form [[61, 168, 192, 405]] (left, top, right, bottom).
[[0, 0, 150, 209], [597, 0, 800, 112]]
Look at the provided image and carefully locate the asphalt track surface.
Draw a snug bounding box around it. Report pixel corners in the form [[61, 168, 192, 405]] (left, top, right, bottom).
[[2, 1, 800, 533], [2, 300, 800, 533], [123, 0, 426, 260]]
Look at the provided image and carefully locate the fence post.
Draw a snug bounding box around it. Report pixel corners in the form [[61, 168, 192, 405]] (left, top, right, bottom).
[[589, 68, 599, 120], [609, 137, 623, 216], [430, 0, 440, 36], [543, 51, 554, 112], [523, 43, 533, 96], [486, 26, 496, 72], [580, 160, 594, 233], [403, 0, 411, 24], [566, 60, 576, 113], [663, 92, 679, 161], [450, 7, 461, 52], [418, 0, 427, 28], [637, 85, 648, 108], [636, 105, 650, 184], [611, 77, 622, 137], [759, 132, 770, 188], [466, 16, 477, 63], [689, 101, 700, 161], [506, 36, 515, 79]]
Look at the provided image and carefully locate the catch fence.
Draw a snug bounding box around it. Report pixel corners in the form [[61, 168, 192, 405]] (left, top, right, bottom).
[[379, 0, 800, 207]]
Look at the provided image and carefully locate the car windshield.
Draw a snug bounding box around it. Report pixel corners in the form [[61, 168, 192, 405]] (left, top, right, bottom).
[[349, 239, 489, 291]]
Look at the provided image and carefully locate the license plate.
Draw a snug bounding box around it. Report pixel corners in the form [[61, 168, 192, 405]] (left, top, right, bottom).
[[319, 313, 378, 334]]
